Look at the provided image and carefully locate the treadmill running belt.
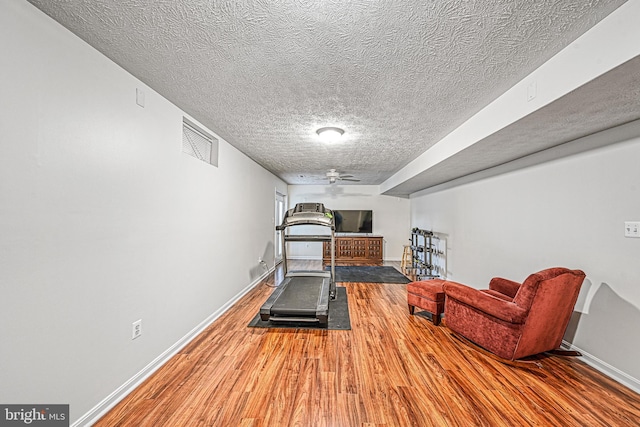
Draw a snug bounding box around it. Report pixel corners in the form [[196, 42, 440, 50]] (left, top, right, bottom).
[[270, 277, 324, 315]]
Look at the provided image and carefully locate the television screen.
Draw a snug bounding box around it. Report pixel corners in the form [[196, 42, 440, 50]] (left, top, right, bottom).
[[333, 210, 373, 233]]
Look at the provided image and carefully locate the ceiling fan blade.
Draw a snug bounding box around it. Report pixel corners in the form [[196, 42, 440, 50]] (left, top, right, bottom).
[[339, 174, 354, 178], [340, 178, 360, 182]]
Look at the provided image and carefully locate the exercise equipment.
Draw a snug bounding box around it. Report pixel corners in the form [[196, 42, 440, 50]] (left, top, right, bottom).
[[260, 202, 336, 325]]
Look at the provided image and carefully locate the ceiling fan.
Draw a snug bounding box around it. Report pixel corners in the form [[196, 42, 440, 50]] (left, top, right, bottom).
[[326, 169, 360, 184]]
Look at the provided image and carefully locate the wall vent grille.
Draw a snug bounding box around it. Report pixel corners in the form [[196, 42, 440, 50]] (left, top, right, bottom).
[[182, 118, 218, 166]]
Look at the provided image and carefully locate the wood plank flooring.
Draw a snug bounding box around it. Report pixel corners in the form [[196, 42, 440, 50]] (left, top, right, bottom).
[[96, 261, 640, 426]]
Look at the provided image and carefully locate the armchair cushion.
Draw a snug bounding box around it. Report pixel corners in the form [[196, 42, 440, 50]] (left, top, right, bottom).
[[482, 289, 514, 301], [443, 281, 528, 324], [488, 277, 521, 299]]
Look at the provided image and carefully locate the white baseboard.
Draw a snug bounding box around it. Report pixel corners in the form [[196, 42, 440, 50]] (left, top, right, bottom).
[[73, 267, 274, 427], [562, 340, 640, 394]]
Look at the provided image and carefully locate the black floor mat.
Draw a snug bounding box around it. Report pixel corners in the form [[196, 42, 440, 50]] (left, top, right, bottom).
[[326, 266, 411, 284], [248, 287, 351, 330]]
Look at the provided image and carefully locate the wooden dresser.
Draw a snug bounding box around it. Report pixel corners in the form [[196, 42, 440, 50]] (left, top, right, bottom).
[[323, 235, 383, 265]]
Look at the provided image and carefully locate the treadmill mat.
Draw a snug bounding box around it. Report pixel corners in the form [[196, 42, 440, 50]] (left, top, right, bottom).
[[248, 287, 350, 330]]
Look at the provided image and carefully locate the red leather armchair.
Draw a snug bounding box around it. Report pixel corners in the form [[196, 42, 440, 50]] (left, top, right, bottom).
[[443, 267, 586, 361]]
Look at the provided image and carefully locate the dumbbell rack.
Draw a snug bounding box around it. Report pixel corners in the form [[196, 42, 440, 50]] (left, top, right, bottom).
[[409, 228, 443, 281]]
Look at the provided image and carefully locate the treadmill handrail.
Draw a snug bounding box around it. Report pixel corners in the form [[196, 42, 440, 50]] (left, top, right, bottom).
[[276, 221, 333, 230], [276, 217, 335, 230], [283, 235, 332, 242]]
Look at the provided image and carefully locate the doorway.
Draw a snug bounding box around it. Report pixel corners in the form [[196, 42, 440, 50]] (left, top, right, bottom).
[[274, 191, 287, 264]]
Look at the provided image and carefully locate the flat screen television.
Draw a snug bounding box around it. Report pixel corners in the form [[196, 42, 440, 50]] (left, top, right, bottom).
[[333, 210, 373, 233]]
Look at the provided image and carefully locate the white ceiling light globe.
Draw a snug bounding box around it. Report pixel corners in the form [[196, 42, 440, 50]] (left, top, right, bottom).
[[316, 127, 344, 143]]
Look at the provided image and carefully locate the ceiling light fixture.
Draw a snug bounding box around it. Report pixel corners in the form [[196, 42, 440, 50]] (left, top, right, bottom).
[[316, 127, 344, 143]]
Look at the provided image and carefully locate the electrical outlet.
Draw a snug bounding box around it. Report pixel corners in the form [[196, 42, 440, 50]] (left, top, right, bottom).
[[625, 222, 640, 238], [132, 319, 142, 340], [624, 221, 640, 237]]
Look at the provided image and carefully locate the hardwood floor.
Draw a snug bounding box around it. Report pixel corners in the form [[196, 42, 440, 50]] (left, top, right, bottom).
[[96, 261, 640, 426]]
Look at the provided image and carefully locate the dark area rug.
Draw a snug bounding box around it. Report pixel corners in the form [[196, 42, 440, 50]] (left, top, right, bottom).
[[247, 286, 350, 330], [326, 266, 411, 284]]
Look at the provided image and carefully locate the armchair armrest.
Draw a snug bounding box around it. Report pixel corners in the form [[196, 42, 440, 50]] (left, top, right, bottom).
[[488, 277, 521, 299], [443, 281, 527, 324]]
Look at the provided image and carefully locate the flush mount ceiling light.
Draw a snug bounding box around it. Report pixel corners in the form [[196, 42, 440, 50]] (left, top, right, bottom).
[[316, 127, 344, 143]]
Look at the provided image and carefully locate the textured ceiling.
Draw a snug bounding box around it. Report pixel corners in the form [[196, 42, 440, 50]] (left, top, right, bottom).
[[28, 0, 628, 189]]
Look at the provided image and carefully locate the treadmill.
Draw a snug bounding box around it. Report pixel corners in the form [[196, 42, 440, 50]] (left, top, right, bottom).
[[260, 202, 336, 326]]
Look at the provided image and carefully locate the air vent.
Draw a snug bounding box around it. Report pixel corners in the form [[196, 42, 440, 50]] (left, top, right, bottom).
[[182, 118, 218, 166]]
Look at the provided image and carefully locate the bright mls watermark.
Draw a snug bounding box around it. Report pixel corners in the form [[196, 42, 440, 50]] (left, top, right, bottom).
[[1, 405, 68, 426]]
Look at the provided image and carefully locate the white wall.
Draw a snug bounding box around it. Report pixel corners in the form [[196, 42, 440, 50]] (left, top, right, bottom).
[[410, 133, 640, 390], [0, 2, 286, 424], [286, 185, 410, 261]]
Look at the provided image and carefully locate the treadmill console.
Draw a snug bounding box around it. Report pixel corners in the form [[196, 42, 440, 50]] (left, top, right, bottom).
[[293, 202, 326, 213]]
